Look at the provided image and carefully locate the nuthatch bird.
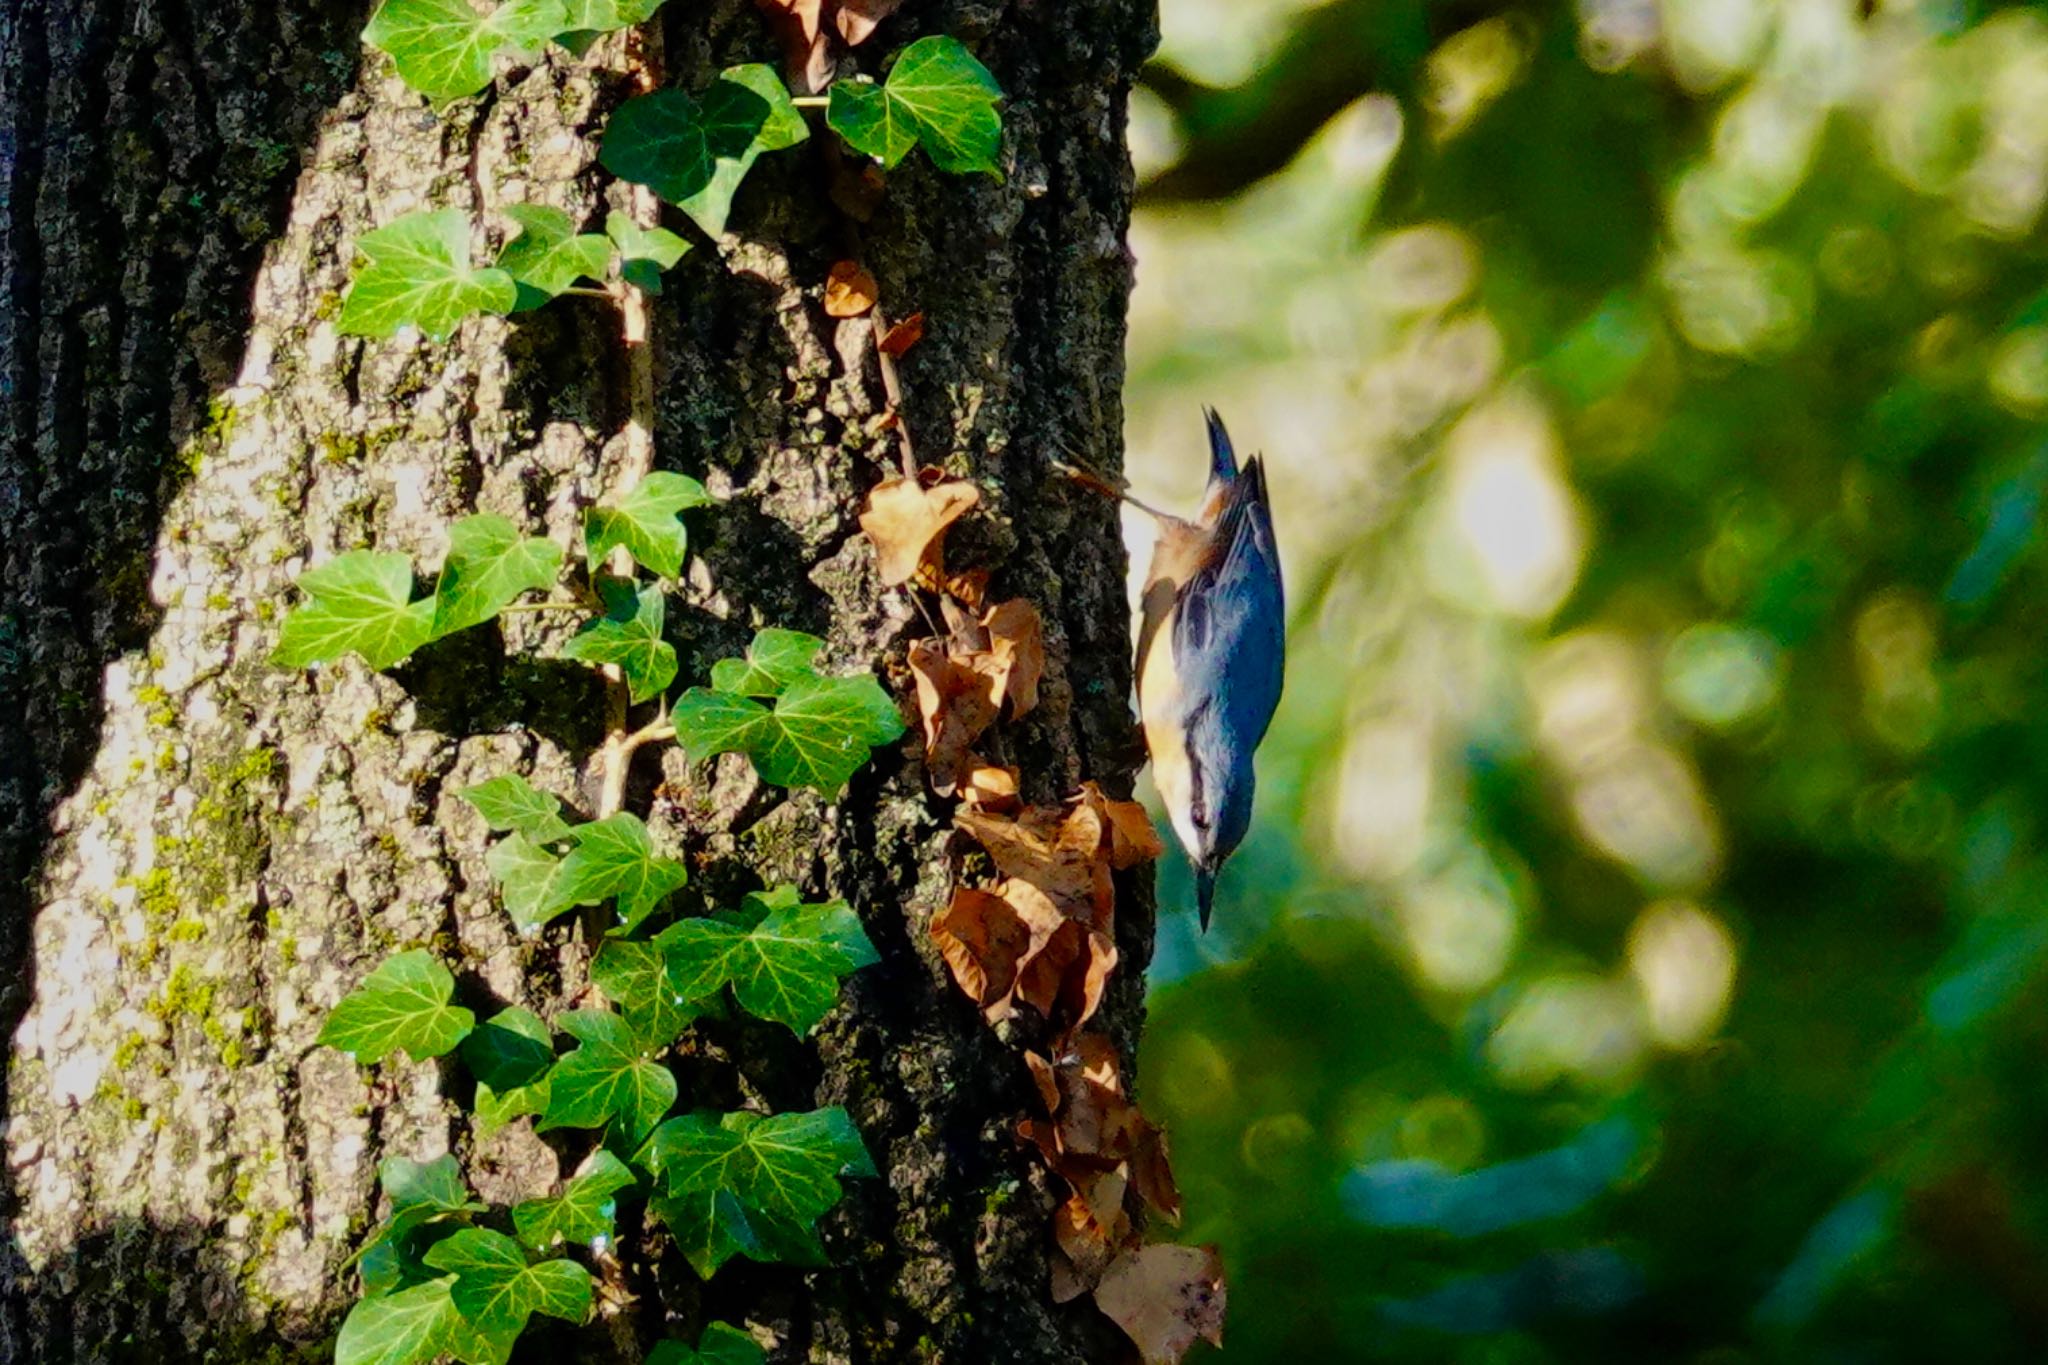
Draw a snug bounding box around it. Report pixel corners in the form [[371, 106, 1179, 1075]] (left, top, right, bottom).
[[1066, 411, 1286, 929]]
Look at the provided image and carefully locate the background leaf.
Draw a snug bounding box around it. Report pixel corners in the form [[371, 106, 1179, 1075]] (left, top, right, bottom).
[[363, 0, 568, 103], [429, 513, 563, 638], [460, 1007, 555, 1136], [335, 1276, 459, 1365], [539, 1009, 677, 1146], [660, 887, 879, 1033], [647, 1322, 767, 1365], [708, 628, 823, 697], [458, 775, 573, 844], [273, 550, 433, 670], [642, 1107, 875, 1277], [554, 812, 689, 933], [496, 204, 611, 309], [674, 672, 906, 796], [512, 1150, 636, 1250], [599, 65, 809, 237], [561, 582, 678, 704], [607, 211, 690, 295], [484, 834, 575, 934], [583, 471, 711, 578], [826, 36, 1003, 175], [319, 950, 475, 1064], [422, 1227, 593, 1339], [591, 936, 707, 1051], [338, 208, 518, 340]]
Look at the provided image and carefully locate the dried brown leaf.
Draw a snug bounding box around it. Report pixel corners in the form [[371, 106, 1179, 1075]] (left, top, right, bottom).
[[1063, 928, 1118, 1044], [1054, 1170, 1131, 1291], [753, 0, 836, 92], [824, 259, 880, 318], [1015, 917, 1086, 1017], [1049, 1248, 1092, 1304], [1129, 1122, 1183, 1224], [1080, 781, 1166, 868], [1094, 1244, 1227, 1365], [955, 798, 1112, 924], [982, 598, 1045, 719], [1023, 1050, 1060, 1114], [908, 638, 998, 793], [859, 475, 979, 586], [932, 886, 1030, 1010], [942, 566, 990, 608], [961, 761, 1021, 812], [878, 310, 926, 356], [833, 0, 908, 45]]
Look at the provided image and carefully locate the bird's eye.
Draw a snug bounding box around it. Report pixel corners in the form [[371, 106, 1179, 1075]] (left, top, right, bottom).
[[1191, 793, 1209, 829]]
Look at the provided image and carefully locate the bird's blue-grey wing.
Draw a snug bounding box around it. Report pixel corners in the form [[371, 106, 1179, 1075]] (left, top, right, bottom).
[[1171, 458, 1285, 748]]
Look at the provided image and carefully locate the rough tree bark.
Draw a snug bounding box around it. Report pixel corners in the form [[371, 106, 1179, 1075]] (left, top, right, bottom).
[[0, 0, 1159, 1359]]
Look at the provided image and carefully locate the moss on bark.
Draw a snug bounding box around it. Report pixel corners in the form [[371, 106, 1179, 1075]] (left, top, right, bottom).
[[0, 1, 1159, 1359]]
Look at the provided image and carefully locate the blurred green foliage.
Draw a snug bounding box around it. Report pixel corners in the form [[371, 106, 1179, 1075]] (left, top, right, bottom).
[[1124, 1, 2048, 1359]]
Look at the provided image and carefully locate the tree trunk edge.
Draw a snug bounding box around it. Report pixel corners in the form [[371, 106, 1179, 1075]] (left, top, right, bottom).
[[1, 1, 1164, 1362]]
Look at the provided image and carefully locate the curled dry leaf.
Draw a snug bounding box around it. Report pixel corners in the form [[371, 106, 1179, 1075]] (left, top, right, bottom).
[[1129, 1123, 1183, 1224], [908, 638, 999, 794], [957, 798, 1111, 925], [960, 760, 1020, 812], [941, 785, 1157, 1039], [754, 0, 836, 92], [878, 310, 926, 356], [1054, 1169, 1132, 1294], [981, 599, 1045, 719], [834, 0, 908, 45], [1094, 1244, 1227, 1365], [859, 474, 980, 586], [943, 566, 989, 608], [930, 885, 1034, 1012], [824, 259, 880, 317]]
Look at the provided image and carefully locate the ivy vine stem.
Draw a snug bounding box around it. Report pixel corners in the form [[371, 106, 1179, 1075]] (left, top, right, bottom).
[[591, 20, 667, 830], [790, 94, 829, 109]]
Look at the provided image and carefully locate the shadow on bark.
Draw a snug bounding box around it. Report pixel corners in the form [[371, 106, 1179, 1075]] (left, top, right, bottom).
[[0, 1217, 329, 1363], [0, 0, 370, 1346]]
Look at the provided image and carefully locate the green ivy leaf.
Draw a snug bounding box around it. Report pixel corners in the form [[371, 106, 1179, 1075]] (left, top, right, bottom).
[[459, 1006, 555, 1136], [583, 471, 711, 579], [708, 629, 823, 697], [591, 936, 706, 1051], [607, 211, 690, 295], [319, 950, 476, 1064], [539, 1009, 677, 1147], [363, 0, 568, 103], [273, 550, 434, 671], [512, 1150, 636, 1250], [339, 209, 518, 341], [672, 673, 906, 796], [484, 833, 577, 934], [660, 887, 878, 1034], [555, 812, 689, 934], [496, 205, 612, 309], [641, 1107, 876, 1278], [562, 582, 678, 704], [422, 1227, 593, 1342], [599, 65, 809, 237], [560, 0, 667, 34], [430, 513, 563, 638], [336, 1276, 460, 1365], [826, 36, 1004, 176], [352, 1154, 489, 1284], [458, 775, 573, 844], [648, 1323, 767, 1365]]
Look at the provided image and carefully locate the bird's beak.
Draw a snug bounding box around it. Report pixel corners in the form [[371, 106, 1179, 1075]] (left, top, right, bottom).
[[1195, 865, 1217, 932]]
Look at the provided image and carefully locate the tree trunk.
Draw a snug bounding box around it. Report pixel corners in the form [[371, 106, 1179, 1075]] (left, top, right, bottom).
[[0, 1, 1159, 1359]]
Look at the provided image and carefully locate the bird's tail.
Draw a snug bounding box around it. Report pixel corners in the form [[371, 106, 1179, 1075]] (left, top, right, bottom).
[[1203, 407, 1238, 483], [1196, 865, 1217, 932]]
